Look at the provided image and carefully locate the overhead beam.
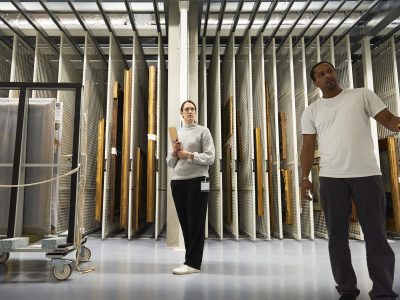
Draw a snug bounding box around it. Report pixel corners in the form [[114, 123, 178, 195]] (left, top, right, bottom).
[[0, 13, 34, 50], [152, 0, 162, 35], [66, 0, 107, 64], [230, 0, 244, 35], [256, 0, 279, 38], [95, 0, 128, 68], [335, 0, 380, 46], [216, 0, 227, 33], [264, 0, 295, 49], [237, 0, 263, 53], [278, 0, 312, 52], [305, 0, 347, 49], [11, 0, 59, 53], [202, 0, 211, 37], [38, 0, 83, 57]]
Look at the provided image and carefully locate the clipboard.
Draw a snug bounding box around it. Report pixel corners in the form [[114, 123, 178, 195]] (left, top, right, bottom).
[[168, 126, 178, 143]]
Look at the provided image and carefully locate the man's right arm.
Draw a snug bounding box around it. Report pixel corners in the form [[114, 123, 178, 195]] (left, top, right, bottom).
[[300, 134, 316, 200]]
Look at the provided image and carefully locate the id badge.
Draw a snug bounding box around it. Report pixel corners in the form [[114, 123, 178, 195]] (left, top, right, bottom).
[[201, 181, 210, 192]]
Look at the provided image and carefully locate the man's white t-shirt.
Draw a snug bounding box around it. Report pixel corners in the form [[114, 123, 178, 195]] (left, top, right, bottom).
[[301, 88, 386, 178]]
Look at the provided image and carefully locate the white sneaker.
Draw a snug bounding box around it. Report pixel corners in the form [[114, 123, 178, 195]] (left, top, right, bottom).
[[172, 264, 200, 275]]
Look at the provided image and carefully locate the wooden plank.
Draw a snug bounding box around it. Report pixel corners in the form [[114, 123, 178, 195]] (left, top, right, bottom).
[[379, 137, 400, 233], [281, 168, 294, 225], [278, 111, 288, 160], [95, 118, 105, 222], [265, 81, 274, 227], [120, 69, 132, 230], [147, 66, 157, 222], [254, 127, 264, 216], [168, 126, 178, 143], [109, 81, 123, 223]]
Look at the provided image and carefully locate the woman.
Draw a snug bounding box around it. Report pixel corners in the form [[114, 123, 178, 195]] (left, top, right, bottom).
[[166, 100, 215, 275]]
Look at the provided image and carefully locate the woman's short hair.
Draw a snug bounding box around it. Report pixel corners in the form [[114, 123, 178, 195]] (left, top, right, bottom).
[[180, 100, 197, 112]]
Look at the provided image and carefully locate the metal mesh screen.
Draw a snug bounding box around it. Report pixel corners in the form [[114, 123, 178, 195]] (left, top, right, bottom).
[[82, 33, 107, 235], [155, 34, 167, 239], [320, 37, 333, 64], [207, 32, 223, 239], [353, 59, 364, 89], [32, 32, 59, 98], [265, 39, 283, 239], [221, 34, 239, 239], [56, 34, 82, 233], [236, 31, 256, 240], [252, 35, 270, 240], [9, 34, 34, 97], [198, 37, 207, 127], [373, 39, 399, 139], [0, 40, 12, 97], [335, 36, 353, 89], [129, 32, 149, 238], [294, 38, 313, 239], [277, 36, 301, 239], [305, 37, 320, 105]]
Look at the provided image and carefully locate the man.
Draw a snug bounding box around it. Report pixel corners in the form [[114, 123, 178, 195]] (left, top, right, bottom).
[[300, 61, 398, 300]]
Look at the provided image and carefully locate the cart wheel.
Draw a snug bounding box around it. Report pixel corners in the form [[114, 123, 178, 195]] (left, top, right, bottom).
[[53, 264, 72, 281], [0, 252, 9, 263], [76, 246, 91, 263]]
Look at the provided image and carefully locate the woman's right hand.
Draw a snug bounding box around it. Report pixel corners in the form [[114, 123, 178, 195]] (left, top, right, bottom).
[[172, 140, 181, 157]]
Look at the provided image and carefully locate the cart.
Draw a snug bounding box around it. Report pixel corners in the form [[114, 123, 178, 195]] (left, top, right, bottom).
[[0, 82, 91, 280]]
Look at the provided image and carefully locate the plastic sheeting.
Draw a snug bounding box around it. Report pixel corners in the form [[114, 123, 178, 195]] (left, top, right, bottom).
[[0, 98, 56, 236]]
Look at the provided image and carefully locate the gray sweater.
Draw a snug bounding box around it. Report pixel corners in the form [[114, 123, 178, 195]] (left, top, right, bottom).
[[166, 123, 215, 180]]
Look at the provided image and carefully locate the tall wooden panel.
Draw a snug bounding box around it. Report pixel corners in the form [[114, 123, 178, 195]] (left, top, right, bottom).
[[95, 119, 105, 222], [121, 69, 132, 229], [147, 66, 157, 222]]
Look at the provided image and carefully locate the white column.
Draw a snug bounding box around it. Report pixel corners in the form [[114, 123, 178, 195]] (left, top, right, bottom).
[[179, 1, 189, 104]]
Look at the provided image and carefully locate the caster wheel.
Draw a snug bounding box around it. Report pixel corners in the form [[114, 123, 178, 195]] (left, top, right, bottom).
[[53, 264, 72, 281], [76, 246, 91, 263], [0, 252, 9, 263]]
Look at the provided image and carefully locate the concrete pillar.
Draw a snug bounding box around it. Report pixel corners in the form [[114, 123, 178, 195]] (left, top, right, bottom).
[[167, 0, 199, 247]]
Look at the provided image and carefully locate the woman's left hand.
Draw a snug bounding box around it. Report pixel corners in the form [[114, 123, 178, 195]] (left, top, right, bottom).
[[177, 149, 192, 159]]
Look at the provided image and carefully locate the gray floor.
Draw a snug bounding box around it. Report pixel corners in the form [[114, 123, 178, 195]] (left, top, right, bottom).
[[0, 238, 399, 300]]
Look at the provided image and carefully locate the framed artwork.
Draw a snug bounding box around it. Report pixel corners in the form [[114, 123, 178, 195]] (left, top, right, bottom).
[[280, 168, 294, 225], [378, 137, 400, 233], [311, 164, 322, 211], [278, 111, 288, 160]]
